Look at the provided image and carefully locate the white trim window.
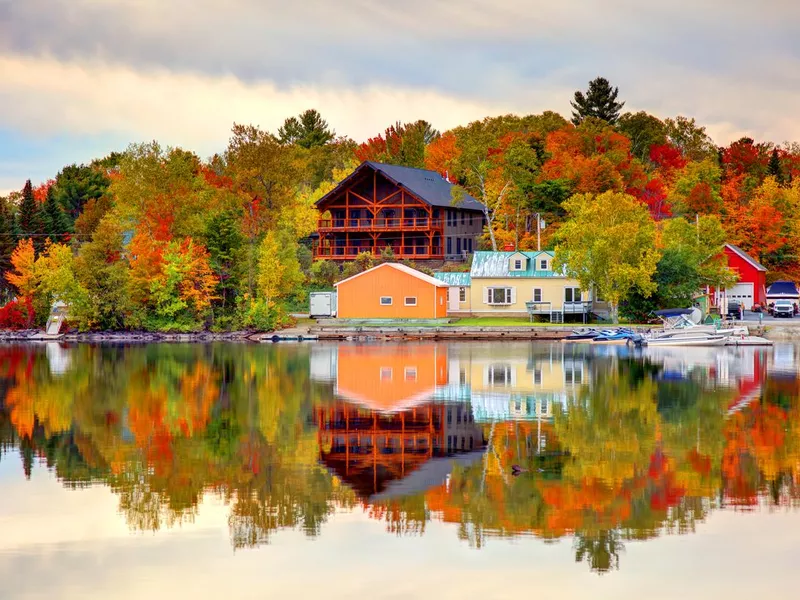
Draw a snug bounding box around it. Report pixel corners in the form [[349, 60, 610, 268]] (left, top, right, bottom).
[[380, 296, 393, 306], [486, 364, 515, 387], [485, 287, 515, 305], [459, 287, 467, 302], [404, 297, 418, 306], [540, 259, 549, 270], [564, 287, 582, 303], [533, 288, 543, 303]]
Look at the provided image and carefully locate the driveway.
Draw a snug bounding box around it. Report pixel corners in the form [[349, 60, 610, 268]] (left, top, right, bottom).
[[740, 310, 800, 323]]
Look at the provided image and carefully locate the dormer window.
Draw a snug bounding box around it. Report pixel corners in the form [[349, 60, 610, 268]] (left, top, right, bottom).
[[540, 259, 549, 270], [509, 252, 527, 271]]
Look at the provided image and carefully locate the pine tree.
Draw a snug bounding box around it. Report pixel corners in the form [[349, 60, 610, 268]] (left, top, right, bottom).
[[571, 77, 625, 125], [42, 185, 70, 241], [278, 109, 335, 148], [768, 148, 784, 185], [17, 180, 38, 235]]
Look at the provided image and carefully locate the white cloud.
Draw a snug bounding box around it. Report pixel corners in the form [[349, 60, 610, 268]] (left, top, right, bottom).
[[0, 53, 526, 157]]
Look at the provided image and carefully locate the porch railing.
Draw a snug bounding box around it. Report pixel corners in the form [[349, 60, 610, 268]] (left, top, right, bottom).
[[313, 245, 443, 260], [318, 218, 443, 231]]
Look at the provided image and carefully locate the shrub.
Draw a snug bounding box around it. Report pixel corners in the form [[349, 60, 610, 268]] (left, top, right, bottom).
[[0, 298, 35, 329]]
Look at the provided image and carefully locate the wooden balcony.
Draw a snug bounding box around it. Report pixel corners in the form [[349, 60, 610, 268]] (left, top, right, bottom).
[[318, 218, 443, 232], [313, 245, 444, 260]]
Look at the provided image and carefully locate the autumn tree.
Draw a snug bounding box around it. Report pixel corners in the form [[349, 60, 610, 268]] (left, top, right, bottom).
[[570, 77, 625, 125], [53, 163, 111, 223], [278, 109, 335, 149], [616, 111, 667, 160], [73, 216, 132, 330], [663, 116, 715, 162], [5, 238, 37, 300], [204, 210, 243, 313], [0, 199, 17, 301], [555, 191, 660, 322], [354, 120, 439, 169]]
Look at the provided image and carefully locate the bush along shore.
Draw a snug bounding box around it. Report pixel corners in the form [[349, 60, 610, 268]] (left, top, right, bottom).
[[0, 329, 265, 343]]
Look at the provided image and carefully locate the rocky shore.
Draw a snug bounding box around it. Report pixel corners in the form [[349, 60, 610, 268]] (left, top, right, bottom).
[[0, 329, 265, 343]]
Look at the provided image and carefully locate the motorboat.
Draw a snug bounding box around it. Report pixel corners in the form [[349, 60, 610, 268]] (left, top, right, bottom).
[[643, 334, 729, 347], [592, 328, 644, 345], [649, 309, 748, 340]]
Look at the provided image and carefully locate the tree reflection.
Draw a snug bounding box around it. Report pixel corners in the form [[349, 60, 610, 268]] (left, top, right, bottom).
[[0, 342, 798, 572]]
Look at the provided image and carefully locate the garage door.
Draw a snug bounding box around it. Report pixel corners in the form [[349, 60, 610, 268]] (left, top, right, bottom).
[[727, 283, 754, 309]]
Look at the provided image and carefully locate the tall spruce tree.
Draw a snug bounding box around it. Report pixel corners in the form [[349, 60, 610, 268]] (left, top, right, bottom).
[[17, 180, 38, 235], [42, 185, 70, 241], [768, 148, 784, 184], [571, 77, 625, 125]]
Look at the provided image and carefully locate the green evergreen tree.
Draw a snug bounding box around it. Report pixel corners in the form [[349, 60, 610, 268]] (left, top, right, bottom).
[[205, 210, 244, 311], [278, 109, 335, 148], [17, 180, 38, 235], [571, 77, 625, 125], [53, 163, 111, 223], [42, 185, 70, 241], [768, 148, 784, 184]]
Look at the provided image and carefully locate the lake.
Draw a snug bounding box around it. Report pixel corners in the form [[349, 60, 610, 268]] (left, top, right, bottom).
[[0, 341, 798, 599]]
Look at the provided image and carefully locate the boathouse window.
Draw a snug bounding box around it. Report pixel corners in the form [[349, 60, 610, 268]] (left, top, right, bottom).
[[380, 296, 393, 305], [533, 288, 542, 303], [486, 287, 513, 305], [459, 287, 467, 302], [404, 297, 417, 306]]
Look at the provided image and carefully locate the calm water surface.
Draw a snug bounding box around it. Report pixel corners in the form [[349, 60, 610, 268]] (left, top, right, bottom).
[[1, 341, 799, 599]]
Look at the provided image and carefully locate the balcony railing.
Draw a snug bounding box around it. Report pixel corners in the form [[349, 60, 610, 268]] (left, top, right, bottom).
[[318, 218, 442, 232], [313, 245, 443, 260]]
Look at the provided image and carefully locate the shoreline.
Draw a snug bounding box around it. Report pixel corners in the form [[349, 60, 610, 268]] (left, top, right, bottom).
[[4, 321, 798, 343]]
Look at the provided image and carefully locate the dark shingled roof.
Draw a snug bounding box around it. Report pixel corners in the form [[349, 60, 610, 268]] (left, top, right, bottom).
[[316, 161, 484, 211]]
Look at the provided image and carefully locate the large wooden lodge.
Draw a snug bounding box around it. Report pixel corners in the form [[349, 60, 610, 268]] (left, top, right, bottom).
[[313, 161, 485, 262]]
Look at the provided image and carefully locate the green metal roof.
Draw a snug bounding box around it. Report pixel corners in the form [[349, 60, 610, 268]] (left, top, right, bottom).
[[470, 251, 567, 278], [433, 272, 471, 286]]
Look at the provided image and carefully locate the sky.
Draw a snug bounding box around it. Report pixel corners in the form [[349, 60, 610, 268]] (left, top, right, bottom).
[[2, 0, 800, 195]]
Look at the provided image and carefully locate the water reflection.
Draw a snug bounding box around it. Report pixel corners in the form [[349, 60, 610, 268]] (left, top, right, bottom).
[[0, 341, 798, 572]]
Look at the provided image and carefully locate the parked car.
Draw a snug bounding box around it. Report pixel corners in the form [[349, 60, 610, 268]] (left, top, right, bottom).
[[773, 299, 794, 318], [726, 301, 743, 320]]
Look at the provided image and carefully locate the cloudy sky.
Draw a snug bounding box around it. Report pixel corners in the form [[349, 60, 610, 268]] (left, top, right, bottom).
[[2, 0, 800, 194]]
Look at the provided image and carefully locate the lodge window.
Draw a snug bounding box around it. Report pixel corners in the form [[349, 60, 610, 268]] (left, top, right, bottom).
[[457, 238, 462, 254], [487, 287, 513, 305], [564, 287, 581, 303], [380, 296, 393, 305], [459, 287, 467, 302], [467, 238, 473, 253], [533, 288, 542, 303], [447, 238, 452, 255], [404, 297, 417, 306], [461, 212, 465, 225]]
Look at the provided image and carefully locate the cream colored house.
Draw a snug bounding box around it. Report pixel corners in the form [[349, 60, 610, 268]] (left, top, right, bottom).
[[459, 251, 598, 322]]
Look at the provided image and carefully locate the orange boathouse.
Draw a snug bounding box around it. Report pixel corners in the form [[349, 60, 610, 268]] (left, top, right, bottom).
[[335, 263, 448, 319]]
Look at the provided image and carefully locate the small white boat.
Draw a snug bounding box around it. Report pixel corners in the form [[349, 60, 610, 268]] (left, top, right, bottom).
[[725, 335, 773, 346], [644, 335, 729, 347]]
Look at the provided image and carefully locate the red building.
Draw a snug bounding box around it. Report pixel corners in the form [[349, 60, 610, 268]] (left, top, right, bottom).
[[313, 161, 485, 262], [717, 244, 767, 309]]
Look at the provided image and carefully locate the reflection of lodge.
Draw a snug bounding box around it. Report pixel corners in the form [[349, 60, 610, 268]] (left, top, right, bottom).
[[315, 401, 485, 499]]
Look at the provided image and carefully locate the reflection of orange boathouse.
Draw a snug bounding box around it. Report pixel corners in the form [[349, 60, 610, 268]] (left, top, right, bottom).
[[315, 343, 484, 498]]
